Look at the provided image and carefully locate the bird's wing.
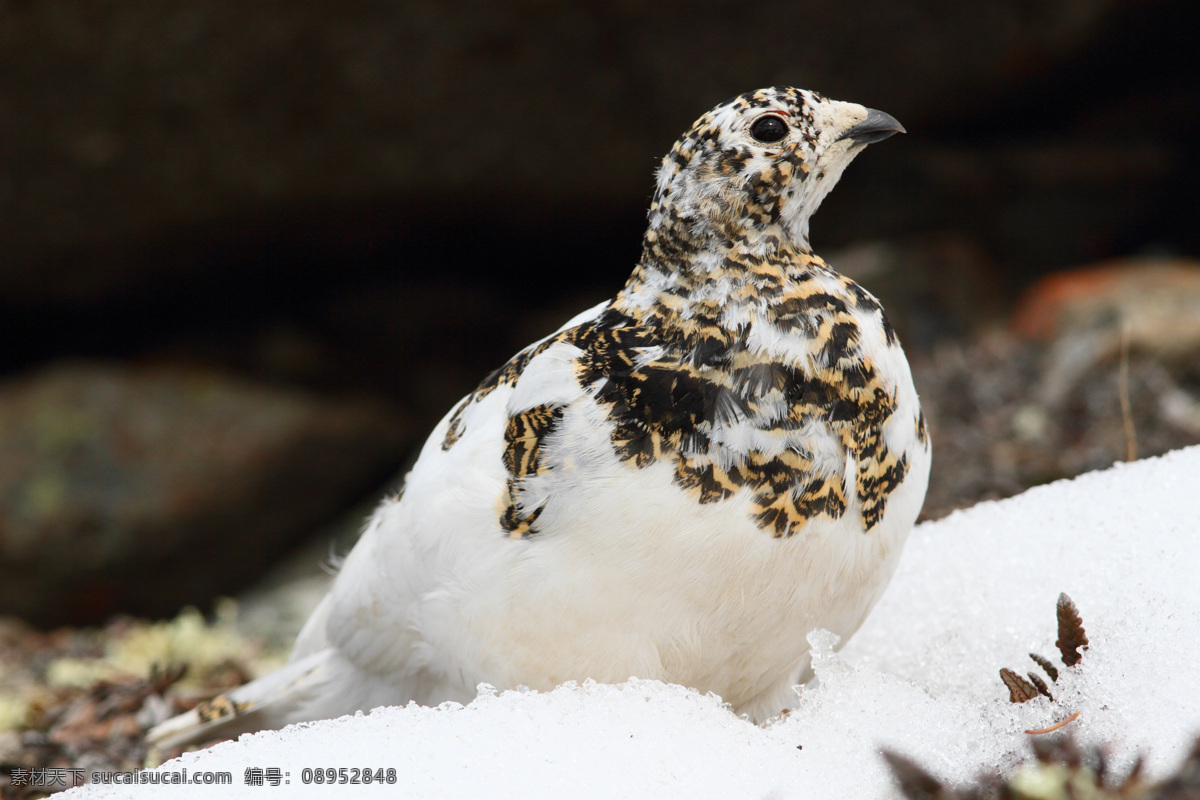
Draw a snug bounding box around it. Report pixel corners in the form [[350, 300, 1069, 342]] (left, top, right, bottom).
[[144, 300, 626, 747], [312, 300, 616, 692]]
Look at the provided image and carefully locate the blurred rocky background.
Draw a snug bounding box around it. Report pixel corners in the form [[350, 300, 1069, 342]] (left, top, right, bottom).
[[1, 0, 1198, 636]]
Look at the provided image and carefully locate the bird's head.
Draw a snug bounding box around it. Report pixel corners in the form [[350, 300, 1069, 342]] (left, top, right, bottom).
[[647, 87, 903, 252]]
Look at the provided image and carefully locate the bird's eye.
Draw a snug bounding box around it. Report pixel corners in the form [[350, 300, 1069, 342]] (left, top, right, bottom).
[[749, 115, 788, 144]]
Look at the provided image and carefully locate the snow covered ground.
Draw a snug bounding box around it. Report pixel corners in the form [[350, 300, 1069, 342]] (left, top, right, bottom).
[[67, 446, 1200, 799]]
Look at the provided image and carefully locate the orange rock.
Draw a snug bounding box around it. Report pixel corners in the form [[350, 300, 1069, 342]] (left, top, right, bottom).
[[1012, 258, 1200, 361]]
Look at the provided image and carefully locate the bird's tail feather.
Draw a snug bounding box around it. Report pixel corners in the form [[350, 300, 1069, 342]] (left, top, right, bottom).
[[146, 648, 334, 750]]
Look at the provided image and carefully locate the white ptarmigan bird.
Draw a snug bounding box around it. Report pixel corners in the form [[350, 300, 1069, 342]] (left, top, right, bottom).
[[149, 86, 930, 749]]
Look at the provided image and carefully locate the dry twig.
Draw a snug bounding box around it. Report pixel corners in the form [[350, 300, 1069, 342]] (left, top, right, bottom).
[[1025, 710, 1082, 735]]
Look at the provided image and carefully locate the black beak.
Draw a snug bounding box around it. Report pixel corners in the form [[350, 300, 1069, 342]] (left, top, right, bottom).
[[837, 109, 906, 145]]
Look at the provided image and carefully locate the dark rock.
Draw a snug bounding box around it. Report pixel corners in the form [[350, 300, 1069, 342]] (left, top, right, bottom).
[[828, 233, 1003, 350], [0, 0, 1129, 307], [1, 0, 1197, 628], [0, 362, 408, 627]]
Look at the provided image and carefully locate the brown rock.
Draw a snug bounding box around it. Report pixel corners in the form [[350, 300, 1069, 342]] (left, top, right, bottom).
[[0, 362, 408, 626]]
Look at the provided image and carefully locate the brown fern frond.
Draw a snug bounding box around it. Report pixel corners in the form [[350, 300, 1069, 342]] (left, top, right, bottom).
[[1000, 668, 1040, 703], [1029, 652, 1059, 682], [880, 750, 947, 800], [1027, 672, 1054, 701], [1055, 593, 1089, 666]]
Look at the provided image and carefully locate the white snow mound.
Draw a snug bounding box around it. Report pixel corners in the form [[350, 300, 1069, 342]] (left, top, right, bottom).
[[67, 446, 1200, 799]]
